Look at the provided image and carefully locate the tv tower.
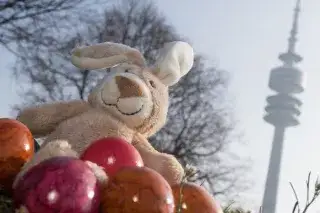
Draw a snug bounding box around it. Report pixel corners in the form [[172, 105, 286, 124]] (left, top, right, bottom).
[[262, 0, 304, 212]]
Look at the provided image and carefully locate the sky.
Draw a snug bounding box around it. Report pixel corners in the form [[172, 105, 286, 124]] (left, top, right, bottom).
[[1, 0, 320, 212]]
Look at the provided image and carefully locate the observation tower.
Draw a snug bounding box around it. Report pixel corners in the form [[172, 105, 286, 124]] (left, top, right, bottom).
[[261, 0, 304, 212]]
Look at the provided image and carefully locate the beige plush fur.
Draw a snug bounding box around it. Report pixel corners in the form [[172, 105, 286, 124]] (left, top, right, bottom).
[[15, 41, 194, 187]]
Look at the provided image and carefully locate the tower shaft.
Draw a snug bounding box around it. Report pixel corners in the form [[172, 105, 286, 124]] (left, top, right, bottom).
[[261, 126, 285, 213]]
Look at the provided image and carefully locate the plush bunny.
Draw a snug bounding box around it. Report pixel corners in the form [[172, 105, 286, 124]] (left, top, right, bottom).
[[14, 41, 194, 187]]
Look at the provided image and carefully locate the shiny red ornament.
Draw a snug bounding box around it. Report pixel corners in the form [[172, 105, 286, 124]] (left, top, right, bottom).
[[80, 137, 144, 177], [13, 156, 101, 213], [101, 166, 174, 213], [0, 118, 34, 193]]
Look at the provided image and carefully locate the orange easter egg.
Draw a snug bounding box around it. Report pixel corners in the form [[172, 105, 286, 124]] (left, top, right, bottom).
[[0, 118, 34, 192], [171, 182, 223, 213], [101, 167, 174, 213]]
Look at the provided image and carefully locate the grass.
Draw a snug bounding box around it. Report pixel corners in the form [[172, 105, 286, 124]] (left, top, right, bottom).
[[0, 191, 13, 213]]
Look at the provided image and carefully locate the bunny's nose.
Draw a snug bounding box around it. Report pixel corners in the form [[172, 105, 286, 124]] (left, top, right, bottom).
[[115, 76, 144, 98]]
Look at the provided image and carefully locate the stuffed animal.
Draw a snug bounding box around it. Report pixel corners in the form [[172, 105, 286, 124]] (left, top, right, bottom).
[[14, 41, 194, 187]]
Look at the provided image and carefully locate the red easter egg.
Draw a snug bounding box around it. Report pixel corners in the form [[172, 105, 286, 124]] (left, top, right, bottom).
[[13, 156, 101, 213], [80, 137, 143, 177]]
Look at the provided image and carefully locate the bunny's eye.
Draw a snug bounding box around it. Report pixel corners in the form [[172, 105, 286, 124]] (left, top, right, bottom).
[[149, 80, 156, 88], [124, 69, 129, 73]]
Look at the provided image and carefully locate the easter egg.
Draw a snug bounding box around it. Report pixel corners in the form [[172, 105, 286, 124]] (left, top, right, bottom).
[[80, 137, 143, 177], [101, 167, 174, 213], [13, 156, 101, 213], [171, 182, 223, 213], [0, 118, 34, 192]]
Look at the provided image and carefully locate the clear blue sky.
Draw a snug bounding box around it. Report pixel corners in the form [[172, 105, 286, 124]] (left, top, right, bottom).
[[1, 0, 320, 212]]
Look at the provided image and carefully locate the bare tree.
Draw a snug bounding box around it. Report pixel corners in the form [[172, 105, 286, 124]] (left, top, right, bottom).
[[150, 56, 247, 197], [0, 0, 105, 55], [12, 0, 247, 199]]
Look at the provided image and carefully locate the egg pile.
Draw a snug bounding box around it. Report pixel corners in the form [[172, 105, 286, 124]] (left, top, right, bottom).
[[0, 117, 223, 213]]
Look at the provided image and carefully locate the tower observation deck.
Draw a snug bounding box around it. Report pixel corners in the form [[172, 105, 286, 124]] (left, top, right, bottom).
[[261, 0, 305, 212]]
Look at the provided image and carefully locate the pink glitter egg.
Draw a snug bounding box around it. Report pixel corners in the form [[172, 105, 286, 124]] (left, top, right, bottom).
[[80, 137, 144, 178], [13, 156, 101, 213]]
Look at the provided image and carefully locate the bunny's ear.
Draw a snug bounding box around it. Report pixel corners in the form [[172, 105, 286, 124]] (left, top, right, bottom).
[[153, 41, 194, 86], [71, 42, 146, 70]]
